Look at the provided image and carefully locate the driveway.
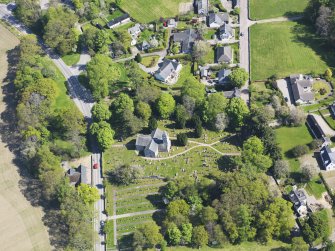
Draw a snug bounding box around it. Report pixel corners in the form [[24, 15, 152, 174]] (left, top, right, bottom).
[[313, 114, 335, 136], [276, 79, 294, 107]]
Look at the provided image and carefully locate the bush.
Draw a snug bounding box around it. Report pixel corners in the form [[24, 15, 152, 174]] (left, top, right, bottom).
[[148, 117, 158, 131], [308, 139, 323, 150], [177, 133, 188, 146], [195, 123, 203, 138], [135, 53, 142, 63], [291, 145, 309, 157]]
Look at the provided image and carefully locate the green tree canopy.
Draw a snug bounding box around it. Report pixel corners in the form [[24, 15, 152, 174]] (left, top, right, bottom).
[[92, 102, 112, 122], [90, 121, 115, 150], [181, 78, 206, 102], [226, 97, 249, 127], [135, 101, 152, 122], [157, 93, 176, 119], [166, 223, 182, 245], [77, 183, 100, 205], [192, 225, 209, 248], [228, 68, 249, 88], [112, 93, 134, 116], [202, 93, 228, 126]]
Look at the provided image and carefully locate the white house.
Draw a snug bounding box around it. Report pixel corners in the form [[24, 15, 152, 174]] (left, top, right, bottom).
[[107, 13, 131, 29], [290, 74, 314, 105], [289, 187, 308, 217], [154, 59, 182, 84], [320, 145, 335, 170]]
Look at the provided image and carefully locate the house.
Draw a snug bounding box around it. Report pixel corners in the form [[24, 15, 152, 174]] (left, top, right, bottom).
[[136, 128, 171, 158], [107, 13, 130, 29], [199, 66, 209, 78], [290, 74, 314, 105], [320, 145, 335, 170], [173, 29, 197, 53], [306, 114, 331, 146], [128, 23, 141, 38], [207, 13, 229, 28], [218, 23, 233, 40], [137, 40, 151, 51], [330, 103, 335, 119], [289, 187, 308, 217], [216, 46, 233, 63], [224, 87, 241, 98], [195, 0, 209, 15], [66, 164, 89, 186], [154, 59, 182, 84], [167, 19, 177, 28], [218, 68, 231, 84]]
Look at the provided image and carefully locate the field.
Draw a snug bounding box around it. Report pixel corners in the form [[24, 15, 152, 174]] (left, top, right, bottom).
[[61, 53, 80, 66], [141, 55, 160, 67], [249, 0, 309, 20], [275, 125, 313, 172], [250, 21, 334, 81], [113, 0, 190, 23], [0, 25, 52, 250]]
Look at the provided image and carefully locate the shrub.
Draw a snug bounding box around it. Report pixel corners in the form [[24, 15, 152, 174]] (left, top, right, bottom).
[[135, 53, 142, 63], [177, 133, 188, 146], [195, 123, 203, 138], [291, 145, 309, 157], [308, 139, 323, 150]]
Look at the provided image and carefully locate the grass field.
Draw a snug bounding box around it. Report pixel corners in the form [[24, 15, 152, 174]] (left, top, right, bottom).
[[141, 55, 160, 67], [250, 21, 334, 81], [61, 53, 80, 66], [276, 125, 313, 172], [306, 177, 327, 199], [113, 0, 190, 23], [0, 24, 52, 251], [249, 0, 309, 20]]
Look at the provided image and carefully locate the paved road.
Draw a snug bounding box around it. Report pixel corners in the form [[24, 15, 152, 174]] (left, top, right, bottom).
[[0, 4, 106, 251]]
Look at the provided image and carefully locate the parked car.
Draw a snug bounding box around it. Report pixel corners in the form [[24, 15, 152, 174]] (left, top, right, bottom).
[[93, 163, 99, 169]]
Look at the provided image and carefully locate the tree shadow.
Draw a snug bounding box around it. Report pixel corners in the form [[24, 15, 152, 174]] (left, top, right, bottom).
[[0, 47, 67, 250], [290, 21, 335, 69]]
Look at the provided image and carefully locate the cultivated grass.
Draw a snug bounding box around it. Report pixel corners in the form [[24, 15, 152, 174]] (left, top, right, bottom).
[[312, 81, 331, 100], [250, 21, 334, 81], [141, 55, 160, 68], [249, 0, 309, 20], [112, 0, 190, 23], [61, 53, 80, 66], [306, 177, 327, 199]]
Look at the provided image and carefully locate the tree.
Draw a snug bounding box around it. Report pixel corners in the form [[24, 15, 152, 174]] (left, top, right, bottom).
[[309, 139, 323, 150], [135, 53, 142, 63], [273, 160, 290, 179], [325, 68, 333, 79], [192, 225, 209, 248], [291, 145, 309, 157], [287, 107, 306, 126], [291, 237, 309, 251], [236, 205, 256, 242], [177, 133, 188, 146], [316, 6, 333, 37], [201, 206, 218, 224], [87, 54, 121, 99], [135, 101, 152, 122], [181, 78, 206, 102], [92, 102, 111, 122], [228, 68, 248, 88], [157, 93, 176, 119], [110, 164, 143, 185], [82, 28, 108, 55], [180, 223, 193, 245], [192, 40, 211, 64], [166, 224, 182, 245], [148, 117, 158, 131], [43, 7, 79, 55], [133, 222, 163, 249], [167, 199, 190, 221], [171, 42, 181, 54], [112, 93, 135, 116], [195, 123, 203, 138], [15, 0, 41, 28], [182, 95, 196, 116], [175, 105, 188, 128], [301, 164, 318, 182], [77, 183, 100, 205], [226, 98, 249, 128], [202, 93, 228, 126], [302, 212, 330, 244], [90, 121, 115, 150], [215, 113, 229, 131]]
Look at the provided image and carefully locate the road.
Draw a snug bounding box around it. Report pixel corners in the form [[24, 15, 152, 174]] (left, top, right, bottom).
[[0, 3, 106, 251]]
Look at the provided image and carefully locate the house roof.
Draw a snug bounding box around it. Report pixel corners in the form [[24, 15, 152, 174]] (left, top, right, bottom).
[[223, 87, 241, 98], [306, 114, 325, 139], [168, 19, 176, 25], [219, 23, 233, 36], [196, 0, 209, 14], [128, 23, 141, 35], [320, 145, 335, 168], [155, 59, 180, 80], [107, 13, 130, 27], [79, 164, 89, 185], [216, 46, 233, 63], [290, 74, 314, 102], [218, 69, 231, 82], [136, 134, 152, 147], [208, 13, 228, 26], [66, 168, 81, 185], [145, 139, 159, 153], [289, 189, 307, 208], [173, 29, 197, 52]]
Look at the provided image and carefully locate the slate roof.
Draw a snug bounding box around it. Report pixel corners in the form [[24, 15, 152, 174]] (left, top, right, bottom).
[[155, 59, 180, 80], [151, 128, 164, 140], [216, 46, 233, 63], [219, 23, 233, 38], [107, 13, 130, 27], [306, 114, 325, 139], [289, 189, 307, 208], [196, 0, 209, 15], [145, 139, 159, 153], [208, 13, 229, 26], [223, 87, 241, 98], [290, 74, 314, 103], [79, 164, 89, 185], [173, 29, 197, 53], [218, 68, 231, 83], [128, 23, 141, 35], [136, 134, 152, 147], [320, 145, 335, 168]]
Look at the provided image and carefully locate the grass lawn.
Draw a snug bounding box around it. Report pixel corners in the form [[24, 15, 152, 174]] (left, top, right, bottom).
[[61, 53, 80, 66], [276, 125, 313, 172], [203, 46, 215, 64], [306, 176, 326, 199], [172, 63, 196, 88], [249, 0, 309, 20], [250, 82, 276, 107], [141, 55, 160, 67], [250, 21, 334, 81], [106, 9, 124, 21], [204, 29, 216, 40], [312, 81, 331, 100], [303, 95, 335, 112], [113, 0, 189, 23]]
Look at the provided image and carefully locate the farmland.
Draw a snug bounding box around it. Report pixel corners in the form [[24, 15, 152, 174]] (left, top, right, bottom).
[[249, 0, 309, 20], [0, 24, 52, 251], [111, 0, 190, 23], [250, 21, 334, 81]]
